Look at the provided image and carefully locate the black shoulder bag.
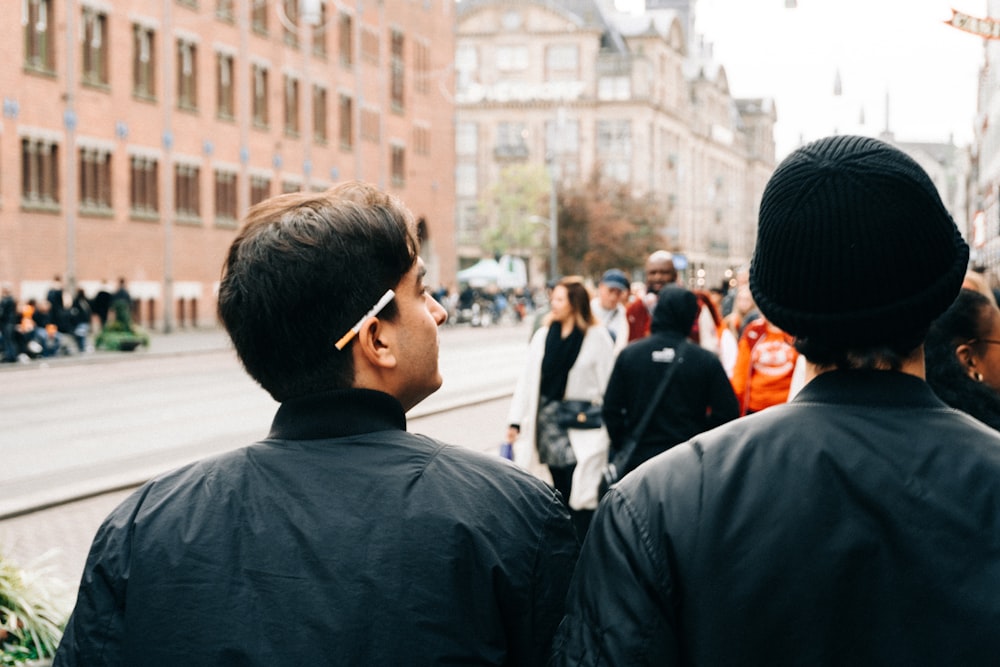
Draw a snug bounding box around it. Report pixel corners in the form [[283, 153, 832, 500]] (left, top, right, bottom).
[[598, 342, 687, 500]]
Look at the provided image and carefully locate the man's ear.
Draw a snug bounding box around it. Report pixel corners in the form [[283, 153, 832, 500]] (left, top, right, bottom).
[[955, 343, 977, 376], [352, 316, 398, 370]]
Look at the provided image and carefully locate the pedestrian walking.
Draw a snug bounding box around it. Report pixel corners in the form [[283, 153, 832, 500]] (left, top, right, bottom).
[[602, 285, 738, 478], [730, 316, 798, 415], [507, 277, 614, 539], [551, 135, 1000, 665], [56, 181, 578, 667], [590, 269, 629, 355]]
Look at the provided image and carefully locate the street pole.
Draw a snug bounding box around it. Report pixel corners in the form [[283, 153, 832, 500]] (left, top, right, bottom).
[[65, 0, 78, 296], [548, 164, 557, 281], [162, 0, 174, 333]]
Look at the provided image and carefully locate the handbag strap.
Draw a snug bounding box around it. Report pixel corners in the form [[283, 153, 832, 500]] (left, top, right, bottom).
[[616, 340, 688, 460]]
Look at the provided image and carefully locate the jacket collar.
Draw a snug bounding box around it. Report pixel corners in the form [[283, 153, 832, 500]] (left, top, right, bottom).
[[268, 388, 407, 441], [794, 369, 947, 410]]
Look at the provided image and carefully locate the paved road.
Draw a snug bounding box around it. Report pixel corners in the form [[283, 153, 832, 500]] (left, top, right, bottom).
[[1, 320, 531, 517]]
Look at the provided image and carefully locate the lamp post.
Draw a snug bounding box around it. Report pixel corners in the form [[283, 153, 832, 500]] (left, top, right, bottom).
[[527, 211, 556, 285], [547, 163, 558, 281]]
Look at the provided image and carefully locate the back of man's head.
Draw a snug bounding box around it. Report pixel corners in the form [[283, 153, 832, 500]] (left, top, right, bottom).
[[218, 181, 419, 401], [750, 135, 968, 365]]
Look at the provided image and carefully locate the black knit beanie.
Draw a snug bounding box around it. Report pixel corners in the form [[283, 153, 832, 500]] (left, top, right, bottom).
[[750, 135, 969, 347]]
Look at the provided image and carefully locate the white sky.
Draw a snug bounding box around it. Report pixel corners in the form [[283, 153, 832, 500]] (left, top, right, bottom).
[[693, 0, 989, 158]]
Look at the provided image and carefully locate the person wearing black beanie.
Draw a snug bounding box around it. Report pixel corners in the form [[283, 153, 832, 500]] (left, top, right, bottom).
[[551, 135, 1000, 666]]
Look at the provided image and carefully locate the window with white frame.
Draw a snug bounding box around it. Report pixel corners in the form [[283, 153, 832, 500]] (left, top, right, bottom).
[[217, 52, 235, 119], [129, 154, 159, 216], [177, 39, 198, 110], [545, 44, 578, 78], [82, 7, 108, 86], [252, 64, 268, 127], [596, 119, 632, 183], [456, 122, 477, 156], [496, 45, 528, 71], [456, 163, 477, 198], [21, 137, 60, 208], [24, 0, 54, 73], [133, 24, 156, 99], [598, 76, 631, 101], [79, 146, 112, 212]]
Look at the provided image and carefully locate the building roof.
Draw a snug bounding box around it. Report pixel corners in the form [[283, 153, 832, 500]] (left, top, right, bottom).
[[456, 0, 629, 53]]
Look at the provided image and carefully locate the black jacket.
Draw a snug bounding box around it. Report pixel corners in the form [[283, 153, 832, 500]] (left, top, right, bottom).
[[554, 370, 1000, 665], [56, 389, 578, 666], [602, 287, 738, 474]]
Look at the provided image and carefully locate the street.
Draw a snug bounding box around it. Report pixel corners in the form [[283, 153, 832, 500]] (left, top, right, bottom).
[[1, 319, 531, 517]]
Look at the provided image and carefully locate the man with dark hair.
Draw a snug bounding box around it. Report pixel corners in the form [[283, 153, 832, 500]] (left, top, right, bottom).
[[552, 135, 1000, 664], [56, 181, 578, 666]]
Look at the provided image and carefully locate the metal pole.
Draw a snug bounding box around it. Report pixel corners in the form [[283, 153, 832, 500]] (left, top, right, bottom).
[[162, 0, 174, 333], [548, 165, 557, 281], [65, 0, 78, 295]]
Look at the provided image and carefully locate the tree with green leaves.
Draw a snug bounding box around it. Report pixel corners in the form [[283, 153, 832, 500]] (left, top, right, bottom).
[[477, 163, 552, 260]]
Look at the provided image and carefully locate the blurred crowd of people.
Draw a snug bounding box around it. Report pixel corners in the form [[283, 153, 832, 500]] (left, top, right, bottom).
[[504, 251, 1000, 543], [0, 276, 131, 363]]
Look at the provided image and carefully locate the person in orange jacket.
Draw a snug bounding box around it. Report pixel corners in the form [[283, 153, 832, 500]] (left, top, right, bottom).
[[730, 316, 797, 415]]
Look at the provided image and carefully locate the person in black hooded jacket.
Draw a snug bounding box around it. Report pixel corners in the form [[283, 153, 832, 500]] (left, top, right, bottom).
[[601, 284, 738, 476]]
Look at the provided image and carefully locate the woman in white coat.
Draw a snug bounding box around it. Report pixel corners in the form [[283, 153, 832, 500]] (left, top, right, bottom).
[[506, 277, 615, 538]]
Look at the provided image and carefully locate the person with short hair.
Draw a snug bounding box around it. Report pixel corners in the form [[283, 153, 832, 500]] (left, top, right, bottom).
[[625, 250, 677, 342], [590, 269, 630, 355], [551, 135, 1000, 665], [56, 181, 579, 667]]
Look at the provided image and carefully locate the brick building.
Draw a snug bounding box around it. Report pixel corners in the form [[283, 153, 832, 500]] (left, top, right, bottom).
[[2, 0, 456, 330]]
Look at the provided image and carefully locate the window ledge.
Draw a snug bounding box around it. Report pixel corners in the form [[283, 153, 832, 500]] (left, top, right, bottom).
[[79, 205, 114, 218], [82, 79, 111, 92], [176, 214, 203, 226], [21, 200, 60, 213], [130, 210, 161, 223]]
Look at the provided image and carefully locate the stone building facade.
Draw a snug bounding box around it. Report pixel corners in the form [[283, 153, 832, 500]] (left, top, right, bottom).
[[2, 0, 456, 330], [454, 0, 776, 288]]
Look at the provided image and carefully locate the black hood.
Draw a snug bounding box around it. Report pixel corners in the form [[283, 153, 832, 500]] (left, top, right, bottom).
[[651, 285, 698, 335]]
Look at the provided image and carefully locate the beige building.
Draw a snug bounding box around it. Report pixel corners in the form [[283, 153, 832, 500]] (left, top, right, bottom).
[[454, 0, 776, 288], [2, 0, 456, 330]]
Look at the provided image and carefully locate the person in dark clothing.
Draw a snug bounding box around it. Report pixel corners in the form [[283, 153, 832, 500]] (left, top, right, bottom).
[[56, 181, 579, 667], [602, 285, 739, 476], [46, 275, 69, 333], [552, 135, 1000, 665], [0, 283, 18, 361], [925, 287, 1000, 430], [111, 277, 132, 326], [69, 288, 93, 352], [91, 281, 112, 328]]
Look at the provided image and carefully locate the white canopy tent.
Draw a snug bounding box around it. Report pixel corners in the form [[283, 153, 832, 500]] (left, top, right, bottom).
[[456, 255, 528, 289]]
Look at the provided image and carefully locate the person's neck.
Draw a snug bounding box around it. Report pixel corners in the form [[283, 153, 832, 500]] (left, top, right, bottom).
[[561, 320, 576, 338], [804, 347, 926, 383]]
